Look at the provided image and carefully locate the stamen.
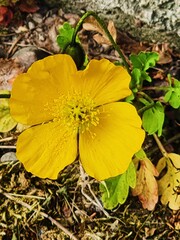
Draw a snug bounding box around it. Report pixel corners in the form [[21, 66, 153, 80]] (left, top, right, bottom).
[[44, 93, 100, 134]]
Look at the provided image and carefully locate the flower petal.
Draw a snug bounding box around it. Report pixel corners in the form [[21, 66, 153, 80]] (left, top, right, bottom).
[[73, 59, 131, 106], [10, 54, 77, 125], [79, 102, 145, 180], [16, 122, 77, 179]]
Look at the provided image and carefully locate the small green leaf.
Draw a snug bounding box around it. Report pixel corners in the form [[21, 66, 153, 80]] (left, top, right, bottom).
[[141, 71, 152, 82], [142, 101, 164, 136], [57, 22, 77, 50], [125, 93, 135, 103], [164, 89, 172, 102], [164, 79, 180, 109], [126, 161, 136, 188], [130, 52, 159, 71], [135, 148, 147, 159], [169, 91, 180, 109], [130, 52, 159, 91], [0, 90, 17, 132], [130, 54, 144, 70], [143, 52, 159, 71], [100, 162, 136, 209], [130, 68, 141, 89]]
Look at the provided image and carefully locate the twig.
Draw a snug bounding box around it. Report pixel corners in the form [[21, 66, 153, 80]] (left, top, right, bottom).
[[147, 133, 180, 156], [134, 211, 153, 240], [79, 165, 110, 218], [0, 188, 78, 240], [7, 34, 24, 58], [0, 146, 16, 149], [0, 137, 14, 143], [6, 192, 45, 200]]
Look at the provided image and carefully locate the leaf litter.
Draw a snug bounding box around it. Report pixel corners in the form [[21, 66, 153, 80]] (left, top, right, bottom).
[[0, 2, 180, 239]]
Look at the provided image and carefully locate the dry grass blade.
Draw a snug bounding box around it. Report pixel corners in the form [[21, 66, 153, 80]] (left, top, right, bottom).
[[0, 188, 79, 240]]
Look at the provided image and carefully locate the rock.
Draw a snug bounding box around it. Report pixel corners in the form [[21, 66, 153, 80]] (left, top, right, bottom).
[[32, 13, 43, 24], [1, 152, 17, 162], [59, 0, 180, 51], [12, 46, 50, 71]]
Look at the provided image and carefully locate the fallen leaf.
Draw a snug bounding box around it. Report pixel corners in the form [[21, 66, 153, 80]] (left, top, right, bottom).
[[0, 6, 13, 26], [83, 16, 104, 34], [132, 157, 159, 211], [0, 58, 24, 90], [83, 17, 116, 45], [18, 172, 29, 189], [19, 0, 39, 13], [0, 90, 17, 132], [144, 227, 156, 238], [152, 44, 172, 65], [156, 153, 180, 210]]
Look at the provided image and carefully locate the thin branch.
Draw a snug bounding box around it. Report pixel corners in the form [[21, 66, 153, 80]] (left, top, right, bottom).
[[0, 146, 16, 149], [0, 137, 14, 143], [153, 133, 169, 158], [79, 165, 110, 218]]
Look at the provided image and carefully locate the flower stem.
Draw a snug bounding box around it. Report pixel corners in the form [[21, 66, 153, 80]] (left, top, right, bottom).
[[72, 11, 130, 74], [153, 133, 169, 159]]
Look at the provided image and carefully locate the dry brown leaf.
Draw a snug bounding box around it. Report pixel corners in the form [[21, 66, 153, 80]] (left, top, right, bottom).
[[0, 6, 13, 26], [156, 153, 180, 210], [0, 58, 24, 90], [132, 157, 159, 211], [152, 44, 172, 65], [83, 16, 103, 34], [83, 17, 116, 45], [19, 0, 39, 13]]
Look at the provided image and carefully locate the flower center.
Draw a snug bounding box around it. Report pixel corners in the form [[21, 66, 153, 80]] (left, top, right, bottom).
[[47, 93, 100, 133]]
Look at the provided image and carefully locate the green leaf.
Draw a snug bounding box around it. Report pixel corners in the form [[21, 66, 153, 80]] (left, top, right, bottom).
[[125, 93, 135, 103], [57, 22, 77, 50], [164, 89, 172, 102], [130, 68, 141, 89], [130, 52, 159, 71], [0, 90, 17, 132], [130, 52, 158, 91], [164, 79, 180, 109], [143, 52, 159, 71], [100, 162, 136, 209], [141, 71, 152, 82], [130, 54, 144, 70], [142, 101, 164, 136], [135, 148, 147, 159]]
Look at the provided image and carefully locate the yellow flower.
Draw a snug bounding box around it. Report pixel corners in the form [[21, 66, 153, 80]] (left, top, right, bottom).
[[10, 54, 145, 180]]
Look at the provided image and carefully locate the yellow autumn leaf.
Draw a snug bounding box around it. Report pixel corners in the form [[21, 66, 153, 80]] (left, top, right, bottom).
[[156, 153, 180, 210], [0, 90, 17, 132]]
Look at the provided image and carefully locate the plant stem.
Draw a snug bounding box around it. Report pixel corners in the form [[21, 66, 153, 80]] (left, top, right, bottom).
[[72, 11, 130, 74], [0, 94, 11, 98], [138, 102, 155, 114], [142, 86, 169, 91], [137, 91, 154, 103], [153, 133, 169, 158]]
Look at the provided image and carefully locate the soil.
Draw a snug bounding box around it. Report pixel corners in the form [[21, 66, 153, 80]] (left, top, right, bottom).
[[0, 3, 179, 240]]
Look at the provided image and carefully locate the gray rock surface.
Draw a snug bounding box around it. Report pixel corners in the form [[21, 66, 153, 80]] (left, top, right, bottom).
[[60, 0, 180, 51]]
